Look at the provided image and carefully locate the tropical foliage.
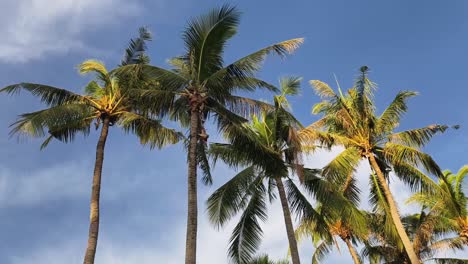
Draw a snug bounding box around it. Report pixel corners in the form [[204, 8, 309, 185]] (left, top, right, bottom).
[[0, 30, 182, 264], [1, 4, 467, 264], [299, 66, 453, 264]]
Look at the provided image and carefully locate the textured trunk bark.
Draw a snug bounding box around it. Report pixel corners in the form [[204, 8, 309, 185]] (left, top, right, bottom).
[[185, 109, 199, 264], [368, 155, 421, 264], [275, 177, 301, 264], [83, 117, 110, 264], [343, 238, 361, 264]]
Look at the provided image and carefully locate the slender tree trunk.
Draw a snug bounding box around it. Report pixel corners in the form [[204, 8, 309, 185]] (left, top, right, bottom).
[[185, 108, 199, 264], [275, 177, 301, 264], [368, 155, 421, 264], [83, 117, 110, 264], [343, 238, 361, 264]]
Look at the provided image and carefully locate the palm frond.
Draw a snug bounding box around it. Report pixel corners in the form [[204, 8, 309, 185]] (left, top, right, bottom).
[[10, 104, 95, 140], [1, 83, 83, 106], [388, 125, 449, 148], [280, 76, 302, 96], [78, 60, 112, 86], [311, 240, 333, 264], [118, 112, 183, 149], [384, 142, 443, 178], [376, 91, 418, 133], [121, 26, 152, 66], [205, 38, 303, 87], [228, 180, 268, 264], [322, 147, 361, 183], [309, 80, 336, 99], [183, 4, 240, 81], [207, 166, 258, 227], [197, 141, 212, 185]]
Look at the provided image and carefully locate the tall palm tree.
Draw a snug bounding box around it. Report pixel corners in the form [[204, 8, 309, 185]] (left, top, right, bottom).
[[296, 173, 366, 264], [118, 5, 303, 264], [408, 165, 468, 243], [207, 77, 349, 264], [206, 77, 303, 263], [1, 58, 182, 264], [299, 66, 451, 264]]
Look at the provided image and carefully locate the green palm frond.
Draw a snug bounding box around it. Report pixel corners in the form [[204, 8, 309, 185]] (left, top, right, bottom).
[[384, 142, 443, 177], [221, 95, 273, 120], [207, 166, 259, 227], [376, 91, 418, 133], [284, 178, 330, 236], [84, 81, 105, 97], [280, 76, 302, 96], [183, 4, 240, 81], [322, 147, 361, 182], [205, 38, 303, 88], [309, 80, 337, 99], [10, 104, 95, 139], [311, 240, 333, 264], [197, 141, 213, 185], [248, 254, 290, 264], [391, 160, 439, 193], [229, 180, 268, 264], [78, 60, 112, 87], [388, 125, 449, 148], [118, 112, 183, 149], [121, 26, 152, 66], [1, 83, 83, 106]]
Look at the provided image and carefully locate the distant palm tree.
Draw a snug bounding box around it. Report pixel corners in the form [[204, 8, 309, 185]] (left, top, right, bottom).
[[1, 56, 181, 264], [296, 173, 366, 264], [299, 66, 451, 264], [409, 165, 468, 244], [362, 209, 467, 264], [248, 254, 290, 264], [118, 5, 303, 264], [207, 77, 303, 263], [207, 77, 348, 264]]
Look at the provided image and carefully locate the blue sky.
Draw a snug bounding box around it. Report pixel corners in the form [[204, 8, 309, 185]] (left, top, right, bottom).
[[0, 0, 467, 263]]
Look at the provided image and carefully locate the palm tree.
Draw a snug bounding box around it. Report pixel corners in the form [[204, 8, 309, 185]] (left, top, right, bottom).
[[118, 5, 303, 264], [409, 165, 468, 244], [206, 77, 303, 263], [248, 254, 290, 264], [362, 209, 467, 264], [295, 173, 366, 264], [1, 57, 182, 264], [299, 66, 451, 264], [207, 77, 348, 264]]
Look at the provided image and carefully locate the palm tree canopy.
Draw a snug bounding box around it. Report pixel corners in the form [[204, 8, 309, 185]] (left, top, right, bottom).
[[206, 77, 305, 263], [300, 66, 451, 196], [1, 60, 182, 149], [408, 165, 468, 240], [207, 78, 356, 263]]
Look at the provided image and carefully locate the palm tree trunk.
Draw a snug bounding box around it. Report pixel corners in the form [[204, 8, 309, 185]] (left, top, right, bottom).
[[185, 108, 199, 264], [83, 116, 110, 264], [368, 155, 421, 264], [275, 177, 301, 264], [343, 238, 361, 264]]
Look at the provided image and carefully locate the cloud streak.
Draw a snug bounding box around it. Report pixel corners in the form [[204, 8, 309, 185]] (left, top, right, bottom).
[[0, 0, 142, 63]]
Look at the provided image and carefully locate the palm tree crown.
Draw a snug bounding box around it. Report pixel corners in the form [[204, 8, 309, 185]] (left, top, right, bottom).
[[299, 66, 451, 264]]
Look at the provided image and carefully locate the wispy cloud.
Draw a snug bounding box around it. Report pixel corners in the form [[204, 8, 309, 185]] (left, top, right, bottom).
[[0, 161, 90, 206], [0, 0, 142, 63]]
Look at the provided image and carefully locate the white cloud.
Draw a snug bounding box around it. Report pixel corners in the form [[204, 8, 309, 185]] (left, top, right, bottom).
[[0, 162, 89, 206], [0, 0, 142, 63]]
